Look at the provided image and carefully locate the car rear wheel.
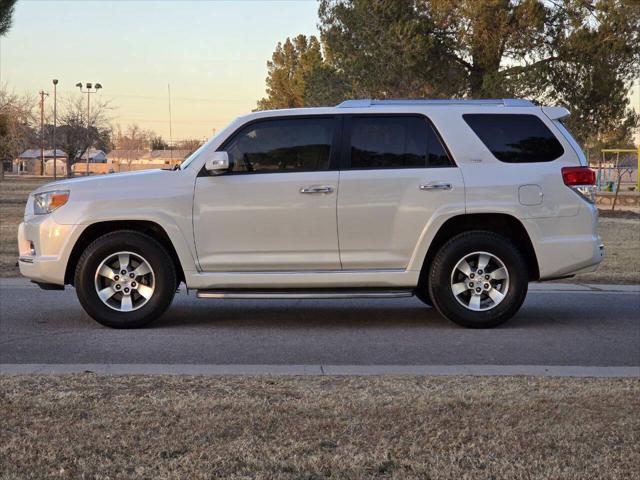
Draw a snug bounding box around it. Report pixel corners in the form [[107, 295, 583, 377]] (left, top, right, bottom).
[[428, 231, 528, 328], [75, 231, 176, 328]]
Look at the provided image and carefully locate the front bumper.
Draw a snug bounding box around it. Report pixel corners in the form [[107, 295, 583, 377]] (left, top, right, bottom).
[[17, 216, 80, 286]]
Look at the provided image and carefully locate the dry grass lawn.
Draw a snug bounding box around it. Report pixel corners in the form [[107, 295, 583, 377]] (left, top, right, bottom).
[[0, 177, 51, 277], [1, 375, 638, 479], [578, 212, 640, 284], [1, 176, 638, 282]]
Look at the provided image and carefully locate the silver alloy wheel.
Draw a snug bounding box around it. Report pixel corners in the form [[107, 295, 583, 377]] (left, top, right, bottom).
[[94, 251, 155, 312], [450, 251, 509, 312]]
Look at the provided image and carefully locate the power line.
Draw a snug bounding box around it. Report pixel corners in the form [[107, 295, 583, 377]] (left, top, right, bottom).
[[52, 89, 250, 104]]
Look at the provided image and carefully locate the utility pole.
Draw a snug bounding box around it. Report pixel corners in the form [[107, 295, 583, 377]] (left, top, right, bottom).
[[52, 79, 58, 179], [39, 90, 49, 176]]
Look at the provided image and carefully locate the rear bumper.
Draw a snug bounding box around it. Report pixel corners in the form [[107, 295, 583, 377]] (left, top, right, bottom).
[[524, 203, 604, 280], [17, 217, 81, 286]]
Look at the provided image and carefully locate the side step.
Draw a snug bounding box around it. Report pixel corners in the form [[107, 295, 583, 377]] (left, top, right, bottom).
[[196, 289, 414, 299]]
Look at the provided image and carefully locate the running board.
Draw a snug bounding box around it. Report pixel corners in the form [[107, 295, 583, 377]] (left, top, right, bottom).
[[196, 289, 414, 299]]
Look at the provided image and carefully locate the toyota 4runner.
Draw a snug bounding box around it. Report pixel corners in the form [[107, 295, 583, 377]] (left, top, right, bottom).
[[18, 99, 603, 328]]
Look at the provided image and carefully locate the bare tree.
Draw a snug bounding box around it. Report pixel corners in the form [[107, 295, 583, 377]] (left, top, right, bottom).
[[57, 95, 111, 177], [0, 87, 36, 180], [175, 138, 204, 155], [113, 124, 154, 170]]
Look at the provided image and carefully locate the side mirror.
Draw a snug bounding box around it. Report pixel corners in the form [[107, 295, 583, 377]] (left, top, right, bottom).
[[205, 151, 230, 175]]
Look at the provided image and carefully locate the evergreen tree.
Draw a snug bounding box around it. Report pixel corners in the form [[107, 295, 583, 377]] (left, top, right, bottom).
[[0, 0, 17, 37], [257, 0, 640, 149], [256, 35, 326, 110]]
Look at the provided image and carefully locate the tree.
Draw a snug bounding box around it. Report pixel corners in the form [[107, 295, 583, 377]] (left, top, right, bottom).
[[112, 124, 153, 169], [57, 96, 111, 176], [0, 0, 17, 36], [319, 0, 466, 99], [319, 0, 639, 99], [260, 1, 639, 150], [175, 138, 204, 155], [541, 1, 640, 156], [303, 63, 352, 106], [150, 135, 168, 150], [113, 124, 153, 150], [256, 35, 326, 110], [0, 88, 36, 179]]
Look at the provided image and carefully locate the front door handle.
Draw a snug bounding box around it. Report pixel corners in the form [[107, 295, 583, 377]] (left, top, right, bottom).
[[300, 185, 334, 194], [419, 183, 452, 191]]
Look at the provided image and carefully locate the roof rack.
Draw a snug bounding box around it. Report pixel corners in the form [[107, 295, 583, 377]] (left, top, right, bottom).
[[336, 98, 534, 108]]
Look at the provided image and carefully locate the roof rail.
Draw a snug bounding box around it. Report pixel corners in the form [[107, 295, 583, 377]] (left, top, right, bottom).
[[336, 98, 534, 108]]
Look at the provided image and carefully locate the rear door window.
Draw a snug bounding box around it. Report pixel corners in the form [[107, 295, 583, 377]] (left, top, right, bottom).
[[463, 114, 564, 163], [348, 115, 454, 169]]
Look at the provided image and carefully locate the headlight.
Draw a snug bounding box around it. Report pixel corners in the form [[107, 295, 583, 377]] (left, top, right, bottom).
[[33, 190, 70, 215]]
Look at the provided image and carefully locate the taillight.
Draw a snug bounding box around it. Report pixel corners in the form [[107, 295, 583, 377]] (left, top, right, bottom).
[[562, 167, 596, 203], [562, 167, 596, 186]]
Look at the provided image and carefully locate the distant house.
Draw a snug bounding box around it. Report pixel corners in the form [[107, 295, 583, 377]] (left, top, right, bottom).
[[69, 149, 193, 176], [147, 149, 193, 163], [76, 149, 108, 163], [72, 149, 113, 175], [107, 149, 192, 170], [13, 149, 68, 175]]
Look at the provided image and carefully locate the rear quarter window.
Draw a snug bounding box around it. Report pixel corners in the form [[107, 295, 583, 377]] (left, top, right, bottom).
[[463, 114, 564, 163]]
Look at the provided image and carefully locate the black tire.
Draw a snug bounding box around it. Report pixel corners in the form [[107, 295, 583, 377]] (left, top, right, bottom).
[[428, 231, 528, 328], [74, 230, 177, 328]]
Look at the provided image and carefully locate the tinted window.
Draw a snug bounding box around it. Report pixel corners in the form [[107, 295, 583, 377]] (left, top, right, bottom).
[[224, 117, 334, 173], [427, 123, 453, 167], [463, 114, 564, 163], [349, 116, 452, 169]]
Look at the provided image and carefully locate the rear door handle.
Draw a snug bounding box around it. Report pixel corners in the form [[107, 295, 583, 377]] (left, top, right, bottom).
[[300, 185, 334, 194], [419, 183, 452, 191]]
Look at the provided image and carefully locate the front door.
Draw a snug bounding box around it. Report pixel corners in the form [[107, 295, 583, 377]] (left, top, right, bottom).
[[193, 116, 341, 272]]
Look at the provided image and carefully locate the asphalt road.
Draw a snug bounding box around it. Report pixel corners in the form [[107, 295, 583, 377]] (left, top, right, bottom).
[[1, 278, 638, 367]]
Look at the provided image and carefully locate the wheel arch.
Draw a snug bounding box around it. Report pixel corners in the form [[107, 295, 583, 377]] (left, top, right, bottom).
[[64, 220, 186, 286], [418, 213, 540, 289]]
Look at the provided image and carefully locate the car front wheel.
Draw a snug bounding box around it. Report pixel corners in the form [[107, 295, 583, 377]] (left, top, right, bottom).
[[74, 231, 177, 328], [428, 231, 528, 328]]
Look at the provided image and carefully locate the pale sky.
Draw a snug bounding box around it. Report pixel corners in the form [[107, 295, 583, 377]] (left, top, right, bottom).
[[0, 0, 320, 141], [1, 1, 638, 144]]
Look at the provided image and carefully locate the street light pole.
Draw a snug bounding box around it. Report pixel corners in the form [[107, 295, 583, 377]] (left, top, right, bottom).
[[52, 79, 58, 179], [38, 90, 49, 176], [75, 82, 102, 176]]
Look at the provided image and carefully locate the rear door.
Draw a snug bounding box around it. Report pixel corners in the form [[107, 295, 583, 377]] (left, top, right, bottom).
[[337, 114, 465, 269]]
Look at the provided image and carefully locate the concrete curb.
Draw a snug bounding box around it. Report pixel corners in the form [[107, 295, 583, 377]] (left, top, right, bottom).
[[1, 364, 638, 378]]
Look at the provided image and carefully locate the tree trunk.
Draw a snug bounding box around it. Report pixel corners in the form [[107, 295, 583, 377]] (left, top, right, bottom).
[[467, 0, 509, 98], [469, 67, 486, 98]]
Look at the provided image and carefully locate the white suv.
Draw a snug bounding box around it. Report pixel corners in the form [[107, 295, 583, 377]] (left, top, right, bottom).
[[18, 99, 603, 328]]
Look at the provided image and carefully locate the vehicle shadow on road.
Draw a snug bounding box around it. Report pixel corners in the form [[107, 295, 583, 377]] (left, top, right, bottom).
[[152, 293, 624, 331]]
